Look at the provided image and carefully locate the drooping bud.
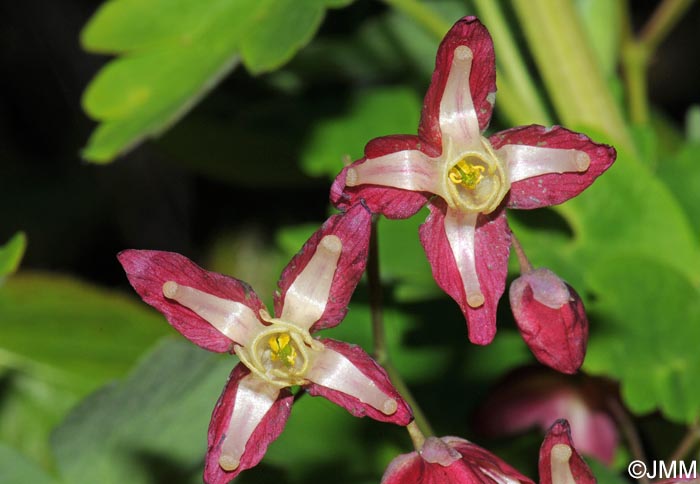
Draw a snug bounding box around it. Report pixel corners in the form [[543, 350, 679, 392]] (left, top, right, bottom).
[[509, 268, 588, 374], [539, 420, 596, 484]]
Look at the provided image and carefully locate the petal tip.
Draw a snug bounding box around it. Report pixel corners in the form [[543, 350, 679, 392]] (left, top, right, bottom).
[[383, 398, 398, 415], [551, 443, 573, 462], [162, 280, 178, 298], [320, 234, 342, 254], [467, 292, 485, 308], [345, 167, 358, 186], [218, 455, 240, 472], [454, 45, 472, 61]]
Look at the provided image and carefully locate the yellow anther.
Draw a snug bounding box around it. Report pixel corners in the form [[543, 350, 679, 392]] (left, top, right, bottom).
[[268, 333, 297, 367], [448, 160, 485, 189]]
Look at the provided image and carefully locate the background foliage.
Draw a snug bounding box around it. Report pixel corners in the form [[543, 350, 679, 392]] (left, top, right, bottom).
[[1, 0, 699, 483]]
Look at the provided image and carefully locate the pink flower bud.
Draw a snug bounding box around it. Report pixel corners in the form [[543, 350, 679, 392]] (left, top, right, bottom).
[[509, 268, 588, 374], [381, 436, 534, 484]]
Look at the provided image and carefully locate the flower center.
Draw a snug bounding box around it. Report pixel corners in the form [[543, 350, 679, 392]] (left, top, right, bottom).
[[235, 310, 324, 388], [441, 137, 510, 214], [448, 159, 485, 189]]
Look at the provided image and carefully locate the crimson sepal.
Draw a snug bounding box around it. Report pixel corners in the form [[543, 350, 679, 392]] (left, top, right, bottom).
[[539, 420, 596, 484], [304, 338, 413, 425], [117, 250, 264, 353], [274, 203, 372, 332]]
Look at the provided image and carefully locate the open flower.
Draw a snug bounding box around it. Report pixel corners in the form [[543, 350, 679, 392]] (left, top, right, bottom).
[[331, 16, 616, 345], [118, 204, 412, 484], [381, 434, 535, 484]]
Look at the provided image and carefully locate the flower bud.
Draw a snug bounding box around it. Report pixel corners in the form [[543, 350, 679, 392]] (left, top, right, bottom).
[[509, 268, 588, 374]]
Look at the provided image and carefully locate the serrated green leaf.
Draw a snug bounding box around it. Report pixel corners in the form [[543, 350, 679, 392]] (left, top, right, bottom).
[[81, 0, 351, 162], [52, 338, 232, 484], [0, 443, 57, 484], [301, 87, 422, 179], [0, 273, 169, 394], [584, 256, 700, 423], [0, 232, 26, 278]]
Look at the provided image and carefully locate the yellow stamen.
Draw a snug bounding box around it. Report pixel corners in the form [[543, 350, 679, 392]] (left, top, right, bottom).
[[448, 160, 485, 189], [268, 333, 297, 367]]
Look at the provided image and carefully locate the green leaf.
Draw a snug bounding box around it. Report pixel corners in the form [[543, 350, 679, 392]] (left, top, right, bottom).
[[0, 443, 57, 484], [0, 232, 26, 278], [81, 0, 350, 162], [584, 256, 700, 423], [301, 87, 422, 179], [657, 140, 700, 239], [52, 338, 232, 484], [0, 273, 169, 394], [575, 0, 622, 76]]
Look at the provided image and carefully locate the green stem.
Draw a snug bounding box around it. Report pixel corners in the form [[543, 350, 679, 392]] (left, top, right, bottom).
[[607, 397, 651, 484], [472, 0, 552, 126], [367, 216, 435, 438], [381, 0, 451, 39], [622, 0, 695, 125], [669, 422, 700, 462], [512, 0, 634, 151]]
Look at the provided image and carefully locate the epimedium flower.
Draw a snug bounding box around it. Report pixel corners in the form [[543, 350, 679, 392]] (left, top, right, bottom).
[[331, 16, 616, 345], [118, 204, 412, 484], [381, 419, 595, 484]]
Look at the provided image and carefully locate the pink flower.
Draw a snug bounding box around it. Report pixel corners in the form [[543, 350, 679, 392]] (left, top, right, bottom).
[[509, 268, 588, 374], [539, 420, 596, 484], [381, 435, 535, 484], [118, 204, 412, 484], [331, 16, 616, 345], [475, 370, 618, 465]]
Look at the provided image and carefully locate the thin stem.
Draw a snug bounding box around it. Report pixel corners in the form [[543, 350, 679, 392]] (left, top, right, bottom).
[[366, 216, 435, 438], [606, 397, 651, 484], [369, 216, 387, 366], [639, 0, 695, 53], [406, 420, 426, 451], [669, 422, 700, 462], [511, 233, 533, 274], [381, 0, 451, 39]]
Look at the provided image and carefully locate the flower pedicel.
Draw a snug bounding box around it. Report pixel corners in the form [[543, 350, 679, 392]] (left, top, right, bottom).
[[118, 204, 411, 483]]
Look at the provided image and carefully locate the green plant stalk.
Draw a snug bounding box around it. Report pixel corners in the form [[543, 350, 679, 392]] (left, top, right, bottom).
[[472, 0, 552, 126], [512, 0, 634, 151], [367, 217, 435, 438], [382, 0, 451, 39], [622, 0, 695, 125]]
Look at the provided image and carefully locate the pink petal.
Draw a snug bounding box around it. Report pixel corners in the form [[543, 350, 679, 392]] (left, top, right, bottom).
[[419, 200, 511, 345], [510, 269, 588, 374], [118, 250, 265, 353], [304, 338, 412, 426], [475, 370, 618, 465], [419, 17, 496, 148], [345, 149, 440, 194], [331, 135, 435, 219], [274, 204, 371, 332], [489, 125, 616, 210], [204, 364, 293, 484], [539, 420, 596, 484], [446, 437, 536, 484]]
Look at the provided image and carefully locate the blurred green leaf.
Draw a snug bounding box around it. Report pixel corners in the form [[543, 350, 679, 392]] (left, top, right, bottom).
[[657, 140, 700, 238], [0, 232, 26, 278], [0, 273, 169, 394], [587, 458, 628, 484], [585, 256, 700, 423], [52, 338, 232, 484], [575, 0, 622, 76], [81, 0, 350, 162], [0, 443, 57, 484], [301, 87, 422, 178]]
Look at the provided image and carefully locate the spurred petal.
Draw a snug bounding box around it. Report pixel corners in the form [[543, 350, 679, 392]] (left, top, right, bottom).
[[539, 420, 596, 484], [419, 200, 511, 345], [489, 125, 615, 210], [331, 135, 434, 219], [345, 149, 440, 194], [304, 338, 412, 425], [419, 17, 496, 148], [382, 436, 534, 484], [118, 250, 265, 353], [204, 364, 293, 484], [274, 203, 371, 332], [510, 269, 588, 374]]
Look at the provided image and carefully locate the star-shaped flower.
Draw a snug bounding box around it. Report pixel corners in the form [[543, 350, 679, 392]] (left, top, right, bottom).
[[331, 16, 616, 345], [118, 204, 412, 483]]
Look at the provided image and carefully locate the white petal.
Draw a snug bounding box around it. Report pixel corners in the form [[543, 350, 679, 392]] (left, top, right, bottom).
[[280, 235, 342, 330], [162, 281, 262, 345], [218, 373, 281, 471], [497, 144, 590, 183], [306, 347, 398, 415], [345, 150, 439, 193], [550, 444, 576, 484], [439, 46, 481, 151], [444, 208, 484, 308]]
